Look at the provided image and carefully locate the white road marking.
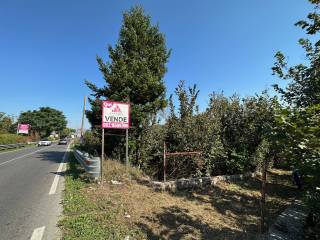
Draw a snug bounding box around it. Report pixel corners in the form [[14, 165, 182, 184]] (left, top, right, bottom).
[[48, 143, 71, 195], [0, 146, 53, 167], [30, 226, 45, 240]]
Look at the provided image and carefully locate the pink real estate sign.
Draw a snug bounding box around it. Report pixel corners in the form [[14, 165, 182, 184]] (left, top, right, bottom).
[[17, 124, 30, 134], [101, 101, 130, 129]]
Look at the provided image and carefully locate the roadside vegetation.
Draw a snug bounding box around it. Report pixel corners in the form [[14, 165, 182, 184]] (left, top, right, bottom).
[[60, 154, 145, 239], [18, 107, 67, 138], [0, 112, 15, 134], [0, 112, 34, 148], [72, 0, 320, 238], [0, 133, 28, 144], [0, 108, 74, 144], [60, 155, 299, 239]]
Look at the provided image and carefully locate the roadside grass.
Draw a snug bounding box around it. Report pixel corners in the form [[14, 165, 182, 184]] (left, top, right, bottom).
[[59, 154, 146, 239], [60, 156, 299, 240]]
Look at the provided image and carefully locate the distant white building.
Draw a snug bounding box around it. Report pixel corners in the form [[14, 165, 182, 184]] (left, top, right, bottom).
[[49, 131, 59, 139], [75, 129, 82, 138]]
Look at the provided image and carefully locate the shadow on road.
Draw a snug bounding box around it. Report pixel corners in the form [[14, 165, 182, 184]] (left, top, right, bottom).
[[36, 146, 67, 164]]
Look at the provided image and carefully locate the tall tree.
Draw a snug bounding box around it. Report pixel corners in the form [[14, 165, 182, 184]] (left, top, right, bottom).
[[272, 0, 320, 168], [272, 0, 320, 228], [18, 107, 67, 137], [0, 112, 13, 133], [272, 0, 320, 108], [60, 128, 76, 138], [86, 6, 170, 162]]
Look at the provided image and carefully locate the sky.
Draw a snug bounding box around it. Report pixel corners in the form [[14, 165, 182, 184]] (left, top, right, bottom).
[[0, 0, 314, 129]]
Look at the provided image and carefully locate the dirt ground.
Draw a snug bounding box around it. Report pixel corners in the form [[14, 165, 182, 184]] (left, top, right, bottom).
[[80, 162, 299, 240]]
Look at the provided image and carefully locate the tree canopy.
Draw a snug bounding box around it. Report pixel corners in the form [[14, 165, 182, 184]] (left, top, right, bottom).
[[18, 107, 67, 137], [272, 0, 320, 225], [60, 128, 76, 138], [86, 6, 170, 130], [85, 6, 170, 163], [272, 0, 320, 171], [272, 0, 320, 108], [0, 112, 14, 134]]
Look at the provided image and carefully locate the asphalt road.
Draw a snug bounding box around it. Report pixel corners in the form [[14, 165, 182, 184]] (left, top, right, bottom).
[[0, 143, 69, 240]]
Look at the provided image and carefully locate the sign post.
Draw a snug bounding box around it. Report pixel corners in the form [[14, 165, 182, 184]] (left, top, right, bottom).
[[101, 101, 130, 183], [126, 128, 129, 166], [101, 128, 105, 184], [163, 142, 167, 182]]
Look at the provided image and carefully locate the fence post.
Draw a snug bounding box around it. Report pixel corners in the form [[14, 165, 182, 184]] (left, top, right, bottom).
[[163, 142, 167, 182], [260, 158, 267, 233]]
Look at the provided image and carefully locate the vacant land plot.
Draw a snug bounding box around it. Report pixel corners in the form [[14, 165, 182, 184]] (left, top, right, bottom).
[[60, 155, 299, 240]]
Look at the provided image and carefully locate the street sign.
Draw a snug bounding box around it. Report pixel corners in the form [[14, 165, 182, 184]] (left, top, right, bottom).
[[17, 124, 30, 134], [101, 101, 130, 129], [100, 100, 131, 184]]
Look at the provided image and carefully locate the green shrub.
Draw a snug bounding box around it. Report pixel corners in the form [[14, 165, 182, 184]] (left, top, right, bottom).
[[306, 187, 320, 225], [0, 134, 28, 144], [79, 130, 101, 156], [47, 136, 56, 141]]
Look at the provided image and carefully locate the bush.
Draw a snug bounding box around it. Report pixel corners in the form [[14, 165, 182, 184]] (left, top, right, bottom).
[[306, 187, 320, 225], [47, 136, 56, 141], [0, 134, 28, 144], [79, 130, 101, 156]]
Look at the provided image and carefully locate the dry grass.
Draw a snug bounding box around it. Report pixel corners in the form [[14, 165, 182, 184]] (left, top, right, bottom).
[[62, 157, 299, 240], [92, 161, 298, 239]]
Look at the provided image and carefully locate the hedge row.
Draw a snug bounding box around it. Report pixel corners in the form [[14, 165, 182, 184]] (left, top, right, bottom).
[[0, 134, 28, 144]]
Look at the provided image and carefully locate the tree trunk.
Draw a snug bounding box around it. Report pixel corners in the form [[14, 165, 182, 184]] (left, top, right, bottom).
[[260, 159, 267, 233]]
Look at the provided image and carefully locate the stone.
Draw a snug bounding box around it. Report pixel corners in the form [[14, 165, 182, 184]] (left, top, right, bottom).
[[267, 200, 308, 240], [151, 173, 253, 192], [111, 180, 123, 185]]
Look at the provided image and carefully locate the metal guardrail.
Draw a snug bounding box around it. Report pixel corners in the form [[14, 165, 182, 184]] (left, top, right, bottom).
[[73, 149, 100, 179], [0, 142, 37, 151]]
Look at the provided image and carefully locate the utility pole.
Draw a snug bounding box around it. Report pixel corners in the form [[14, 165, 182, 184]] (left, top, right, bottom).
[[81, 96, 86, 137]]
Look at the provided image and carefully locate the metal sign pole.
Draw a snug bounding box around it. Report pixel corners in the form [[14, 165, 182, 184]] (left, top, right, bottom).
[[126, 128, 129, 166], [101, 128, 104, 184]]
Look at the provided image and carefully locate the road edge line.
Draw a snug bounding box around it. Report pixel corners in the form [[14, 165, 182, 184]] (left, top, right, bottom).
[[30, 226, 45, 240], [48, 143, 71, 195]]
